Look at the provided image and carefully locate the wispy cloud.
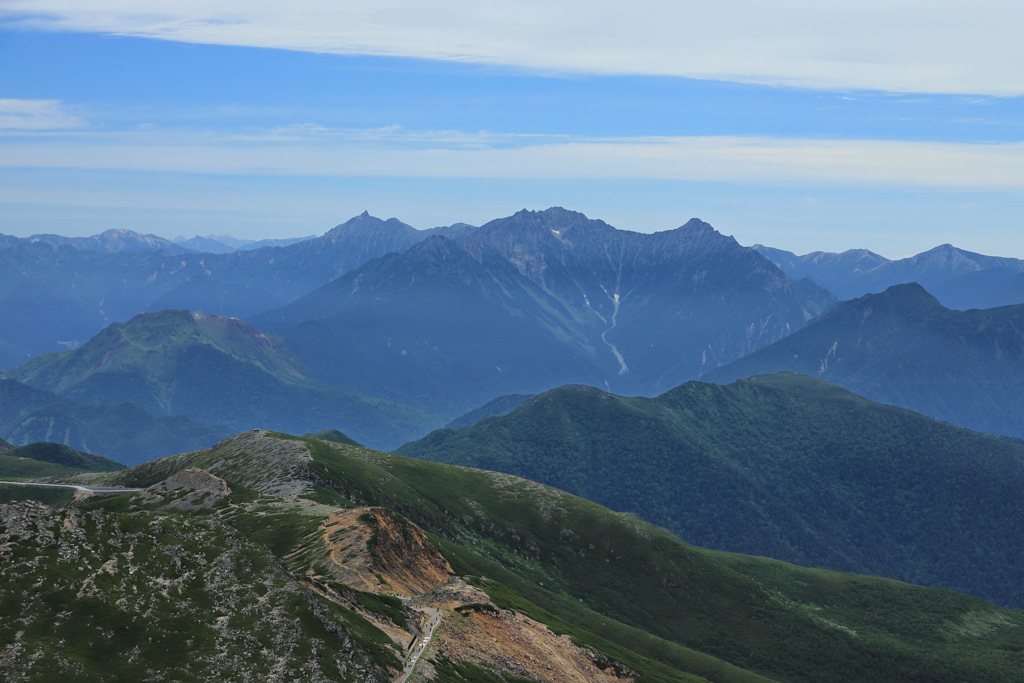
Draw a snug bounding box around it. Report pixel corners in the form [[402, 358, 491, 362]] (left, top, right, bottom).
[[3, 126, 1023, 189], [4, 1, 1024, 95], [249, 123, 571, 148], [0, 99, 87, 130]]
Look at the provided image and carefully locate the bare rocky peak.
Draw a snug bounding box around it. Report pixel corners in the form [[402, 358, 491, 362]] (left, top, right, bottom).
[[176, 430, 315, 499]]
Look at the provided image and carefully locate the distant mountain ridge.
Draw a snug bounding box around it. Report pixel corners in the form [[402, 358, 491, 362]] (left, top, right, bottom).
[[255, 208, 834, 414], [0, 441, 125, 478], [703, 283, 1024, 439], [3, 210, 1021, 370], [26, 228, 191, 254], [755, 242, 1024, 308], [0, 213, 469, 365], [172, 233, 316, 253]]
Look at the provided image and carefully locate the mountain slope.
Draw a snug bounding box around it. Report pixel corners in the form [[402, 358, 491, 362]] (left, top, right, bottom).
[[702, 283, 1024, 438], [0, 377, 230, 466], [6, 310, 442, 452], [0, 499, 393, 682], [399, 373, 1024, 608], [463, 209, 834, 389], [1, 441, 124, 474], [47, 429, 1024, 682], [254, 234, 612, 414]]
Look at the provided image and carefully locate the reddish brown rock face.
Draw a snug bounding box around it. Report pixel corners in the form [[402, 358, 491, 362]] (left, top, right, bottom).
[[294, 506, 454, 598]]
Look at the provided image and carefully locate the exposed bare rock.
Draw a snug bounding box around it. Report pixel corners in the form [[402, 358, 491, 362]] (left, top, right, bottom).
[[411, 576, 490, 611], [425, 602, 635, 683], [134, 467, 230, 510], [290, 506, 454, 598], [96, 429, 315, 498]]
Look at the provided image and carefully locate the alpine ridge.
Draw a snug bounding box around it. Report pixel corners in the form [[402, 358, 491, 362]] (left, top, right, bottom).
[[5, 428, 1022, 681], [254, 208, 834, 414], [399, 372, 1024, 608]]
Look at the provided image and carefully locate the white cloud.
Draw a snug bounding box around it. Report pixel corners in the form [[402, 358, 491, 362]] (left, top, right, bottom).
[[3, 0, 1024, 95], [0, 99, 87, 130], [2, 128, 1023, 190]]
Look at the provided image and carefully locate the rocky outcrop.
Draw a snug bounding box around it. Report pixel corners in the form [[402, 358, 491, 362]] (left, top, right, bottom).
[[422, 593, 636, 683], [292, 506, 454, 598], [134, 467, 230, 510], [0, 500, 391, 682]]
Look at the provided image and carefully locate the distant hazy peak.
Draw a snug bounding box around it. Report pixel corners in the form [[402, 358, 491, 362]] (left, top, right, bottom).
[[26, 229, 189, 254], [677, 217, 715, 231], [324, 212, 418, 239], [846, 282, 942, 309]]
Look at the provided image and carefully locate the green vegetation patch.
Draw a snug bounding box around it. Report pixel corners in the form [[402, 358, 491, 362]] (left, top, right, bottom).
[[0, 483, 75, 506], [431, 653, 538, 683]]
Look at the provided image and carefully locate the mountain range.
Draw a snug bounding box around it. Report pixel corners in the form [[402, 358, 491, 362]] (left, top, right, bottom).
[[399, 372, 1024, 608], [755, 243, 1024, 309], [5, 210, 1020, 374], [4, 429, 1022, 681], [0, 213, 469, 365], [171, 233, 316, 253], [253, 208, 833, 414], [4, 207, 1024, 679], [702, 283, 1024, 439]]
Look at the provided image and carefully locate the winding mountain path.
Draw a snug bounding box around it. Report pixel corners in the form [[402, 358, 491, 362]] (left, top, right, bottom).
[[395, 606, 442, 683], [0, 480, 143, 494]]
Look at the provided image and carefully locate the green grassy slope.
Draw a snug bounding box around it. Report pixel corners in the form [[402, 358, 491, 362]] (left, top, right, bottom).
[[5, 441, 124, 471], [398, 374, 1024, 609], [86, 431, 1024, 682]]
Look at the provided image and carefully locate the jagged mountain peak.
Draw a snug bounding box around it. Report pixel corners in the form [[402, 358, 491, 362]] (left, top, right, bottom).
[[657, 217, 742, 254], [475, 206, 618, 241], [677, 217, 716, 232]]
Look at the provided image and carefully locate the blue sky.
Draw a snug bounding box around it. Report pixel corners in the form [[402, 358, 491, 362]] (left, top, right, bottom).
[[1, 1, 1023, 258]]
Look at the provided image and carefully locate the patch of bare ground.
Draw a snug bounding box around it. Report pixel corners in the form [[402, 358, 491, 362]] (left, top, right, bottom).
[[283, 504, 633, 682], [423, 602, 635, 683], [292, 507, 454, 598], [134, 468, 230, 510]]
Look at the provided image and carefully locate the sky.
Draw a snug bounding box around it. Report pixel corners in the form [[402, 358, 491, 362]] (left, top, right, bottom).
[[1, 1, 1023, 258]]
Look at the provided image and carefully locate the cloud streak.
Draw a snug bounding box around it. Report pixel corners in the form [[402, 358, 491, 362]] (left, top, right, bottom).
[[4, 0, 1024, 95], [0, 99, 87, 130], [3, 127, 1023, 189]]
